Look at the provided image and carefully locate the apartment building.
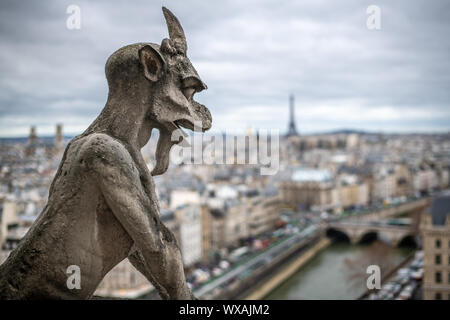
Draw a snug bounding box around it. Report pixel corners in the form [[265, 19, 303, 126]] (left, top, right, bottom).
[[421, 191, 450, 300]]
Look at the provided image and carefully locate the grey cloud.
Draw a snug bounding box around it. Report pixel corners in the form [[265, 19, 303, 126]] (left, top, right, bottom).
[[0, 0, 449, 136]]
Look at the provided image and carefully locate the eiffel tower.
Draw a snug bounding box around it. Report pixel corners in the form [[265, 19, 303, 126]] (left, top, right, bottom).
[[286, 94, 298, 137]]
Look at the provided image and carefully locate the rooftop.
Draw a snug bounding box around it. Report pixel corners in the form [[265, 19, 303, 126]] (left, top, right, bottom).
[[292, 168, 332, 183], [428, 190, 450, 226]]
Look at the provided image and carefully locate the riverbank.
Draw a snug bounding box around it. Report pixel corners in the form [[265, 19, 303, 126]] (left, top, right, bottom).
[[265, 241, 412, 299], [358, 251, 416, 300], [243, 237, 331, 300]]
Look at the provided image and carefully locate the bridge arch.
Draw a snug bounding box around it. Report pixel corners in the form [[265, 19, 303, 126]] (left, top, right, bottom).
[[357, 230, 378, 244], [396, 235, 418, 248], [326, 227, 351, 243]]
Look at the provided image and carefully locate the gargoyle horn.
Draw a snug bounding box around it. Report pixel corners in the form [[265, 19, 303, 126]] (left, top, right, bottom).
[[162, 7, 187, 54]]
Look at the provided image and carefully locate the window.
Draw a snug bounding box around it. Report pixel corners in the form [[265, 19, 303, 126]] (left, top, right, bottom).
[[435, 292, 442, 300], [435, 271, 442, 283], [436, 239, 441, 248], [435, 254, 441, 265]]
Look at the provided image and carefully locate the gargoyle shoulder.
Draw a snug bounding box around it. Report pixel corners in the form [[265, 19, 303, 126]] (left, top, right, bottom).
[[77, 133, 138, 178]]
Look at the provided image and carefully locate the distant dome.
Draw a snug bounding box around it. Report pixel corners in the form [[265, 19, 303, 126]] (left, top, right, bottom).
[[331, 154, 347, 163], [292, 168, 332, 183]]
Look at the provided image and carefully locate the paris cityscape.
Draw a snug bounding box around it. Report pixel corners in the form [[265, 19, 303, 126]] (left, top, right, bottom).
[[1, 98, 449, 300], [0, 0, 449, 303]]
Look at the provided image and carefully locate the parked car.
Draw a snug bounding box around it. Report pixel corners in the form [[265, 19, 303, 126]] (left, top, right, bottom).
[[409, 260, 421, 270], [219, 260, 230, 270], [392, 283, 402, 295], [414, 251, 424, 260], [399, 284, 415, 300], [398, 268, 410, 276], [410, 268, 423, 280], [377, 290, 388, 300], [395, 273, 409, 285], [212, 267, 222, 277], [399, 289, 412, 300], [368, 293, 377, 300], [382, 283, 395, 292]]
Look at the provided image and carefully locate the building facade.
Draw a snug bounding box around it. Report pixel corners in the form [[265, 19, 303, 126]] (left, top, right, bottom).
[[176, 204, 202, 267], [200, 205, 212, 263], [421, 191, 450, 300], [247, 194, 281, 237]]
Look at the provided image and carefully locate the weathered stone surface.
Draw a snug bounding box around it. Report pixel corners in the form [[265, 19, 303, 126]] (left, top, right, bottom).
[[0, 7, 211, 300]]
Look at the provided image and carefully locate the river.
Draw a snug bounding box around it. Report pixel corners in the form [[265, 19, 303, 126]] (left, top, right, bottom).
[[265, 240, 413, 300]]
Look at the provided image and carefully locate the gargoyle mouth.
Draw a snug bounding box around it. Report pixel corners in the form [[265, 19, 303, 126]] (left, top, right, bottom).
[[173, 118, 209, 136], [152, 105, 211, 176], [173, 119, 192, 136]]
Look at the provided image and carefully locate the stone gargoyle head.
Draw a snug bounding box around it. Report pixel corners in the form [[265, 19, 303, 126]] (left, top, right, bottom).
[[87, 7, 212, 175]]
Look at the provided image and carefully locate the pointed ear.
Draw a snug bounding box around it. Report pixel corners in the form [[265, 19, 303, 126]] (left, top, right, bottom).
[[139, 45, 166, 82]]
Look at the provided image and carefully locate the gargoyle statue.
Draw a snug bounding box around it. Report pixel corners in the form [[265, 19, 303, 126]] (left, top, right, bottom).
[[0, 7, 211, 300]]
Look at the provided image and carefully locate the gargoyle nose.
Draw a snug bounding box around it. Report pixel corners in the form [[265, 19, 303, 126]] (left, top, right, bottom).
[[199, 81, 207, 92]]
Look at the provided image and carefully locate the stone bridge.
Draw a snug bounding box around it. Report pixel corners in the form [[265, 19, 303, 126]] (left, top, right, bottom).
[[346, 198, 430, 223], [326, 221, 416, 247]]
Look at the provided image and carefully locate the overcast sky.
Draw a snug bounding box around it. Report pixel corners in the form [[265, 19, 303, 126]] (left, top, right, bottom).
[[0, 0, 449, 137]]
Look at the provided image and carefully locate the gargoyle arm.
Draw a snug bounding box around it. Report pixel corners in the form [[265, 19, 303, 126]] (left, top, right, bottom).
[[81, 134, 193, 299]]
